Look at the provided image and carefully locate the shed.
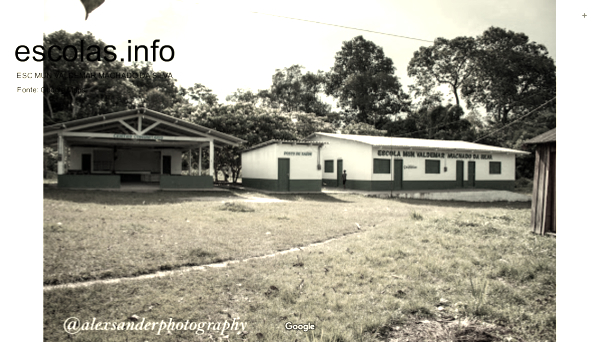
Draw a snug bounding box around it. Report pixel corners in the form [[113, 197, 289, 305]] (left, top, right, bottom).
[[523, 128, 556, 235]]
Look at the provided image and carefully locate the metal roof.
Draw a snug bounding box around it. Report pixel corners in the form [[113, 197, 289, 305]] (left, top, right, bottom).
[[308, 133, 530, 155], [243, 140, 328, 153], [43, 108, 246, 147], [523, 128, 556, 145]]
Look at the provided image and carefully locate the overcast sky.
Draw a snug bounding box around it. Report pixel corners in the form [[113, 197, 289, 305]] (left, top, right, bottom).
[[43, 0, 556, 106]]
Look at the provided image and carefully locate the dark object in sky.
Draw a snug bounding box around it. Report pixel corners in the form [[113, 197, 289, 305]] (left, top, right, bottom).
[[81, 0, 105, 20]]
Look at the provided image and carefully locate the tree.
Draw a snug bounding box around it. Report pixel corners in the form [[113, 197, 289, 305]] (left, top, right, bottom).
[[383, 105, 476, 141], [290, 112, 335, 138], [341, 122, 386, 136], [262, 65, 331, 116], [407, 36, 477, 108], [196, 102, 297, 183], [43, 30, 123, 123], [42, 32, 181, 125], [129, 61, 180, 108], [180, 83, 219, 108], [326, 36, 410, 126], [144, 88, 173, 112], [461, 27, 556, 124], [226, 88, 263, 106]]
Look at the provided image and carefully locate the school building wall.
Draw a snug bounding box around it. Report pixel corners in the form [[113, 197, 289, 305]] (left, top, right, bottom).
[[370, 147, 516, 190], [310, 136, 516, 191], [317, 136, 373, 187], [241, 144, 322, 192]]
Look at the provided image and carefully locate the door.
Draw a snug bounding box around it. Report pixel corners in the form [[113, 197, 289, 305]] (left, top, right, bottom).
[[162, 155, 172, 175], [336, 160, 343, 188], [82, 154, 91, 174], [393, 159, 403, 190], [456, 160, 464, 188], [467, 161, 476, 187], [278, 158, 290, 191]]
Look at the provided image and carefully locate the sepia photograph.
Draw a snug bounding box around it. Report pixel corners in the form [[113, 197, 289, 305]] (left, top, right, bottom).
[[4, 0, 595, 340]]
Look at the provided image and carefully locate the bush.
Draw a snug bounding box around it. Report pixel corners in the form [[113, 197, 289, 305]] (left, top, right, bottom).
[[515, 177, 532, 189]]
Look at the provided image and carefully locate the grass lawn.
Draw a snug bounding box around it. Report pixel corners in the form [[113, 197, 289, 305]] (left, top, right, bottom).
[[43, 189, 554, 341], [43, 189, 367, 285]]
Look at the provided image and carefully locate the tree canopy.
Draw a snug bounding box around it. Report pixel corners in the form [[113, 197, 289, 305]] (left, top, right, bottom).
[[407, 36, 477, 108], [461, 27, 556, 124], [325, 36, 410, 126], [42, 31, 180, 125], [260, 65, 331, 116]]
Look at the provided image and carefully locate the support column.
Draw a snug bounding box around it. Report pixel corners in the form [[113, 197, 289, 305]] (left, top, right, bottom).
[[209, 139, 214, 177], [57, 134, 64, 175], [198, 145, 202, 176], [187, 150, 192, 176]]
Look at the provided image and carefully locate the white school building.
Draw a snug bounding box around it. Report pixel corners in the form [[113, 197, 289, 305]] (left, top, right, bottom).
[[241, 133, 529, 192]]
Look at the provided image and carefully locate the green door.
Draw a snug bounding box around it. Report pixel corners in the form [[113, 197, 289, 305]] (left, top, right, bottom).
[[456, 160, 464, 188], [336, 160, 343, 188], [467, 161, 476, 187], [278, 158, 290, 192], [393, 159, 403, 190]]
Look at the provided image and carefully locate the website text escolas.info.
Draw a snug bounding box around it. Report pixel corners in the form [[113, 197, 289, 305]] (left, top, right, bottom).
[[15, 39, 174, 62]]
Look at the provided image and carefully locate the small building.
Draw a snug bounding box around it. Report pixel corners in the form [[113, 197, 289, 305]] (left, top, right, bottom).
[[241, 140, 327, 192], [44, 108, 245, 189], [523, 128, 556, 235], [304, 133, 529, 191]]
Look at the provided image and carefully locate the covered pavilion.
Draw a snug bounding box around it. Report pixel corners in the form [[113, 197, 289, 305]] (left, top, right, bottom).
[[43, 108, 245, 189]]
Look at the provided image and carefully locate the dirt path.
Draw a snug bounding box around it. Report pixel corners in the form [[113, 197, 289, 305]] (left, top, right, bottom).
[[43, 231, 356, 292]]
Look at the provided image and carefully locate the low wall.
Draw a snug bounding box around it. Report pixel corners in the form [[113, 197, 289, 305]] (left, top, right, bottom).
[[242, 178, 321, 192], [342, 179, 515, 191], [58, 175, 120, 189], [160, 175, 213, 189]]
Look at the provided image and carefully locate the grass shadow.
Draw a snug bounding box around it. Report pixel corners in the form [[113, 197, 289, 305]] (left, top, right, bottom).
[[267, 193, 354, 203], [391, 198, 531, 210], [43, 187, 243, 206]]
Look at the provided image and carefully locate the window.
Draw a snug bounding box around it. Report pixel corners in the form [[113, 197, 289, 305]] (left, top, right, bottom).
[[324, 160, 334, 173], [489, 161, 501, 174], [93, 150, 113, 171], [373, 159, 390, 174], [425, 160, 440, 174]]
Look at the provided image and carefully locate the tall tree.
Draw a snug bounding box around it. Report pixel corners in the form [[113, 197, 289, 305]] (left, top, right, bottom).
[[261, 65, 331, 116], [407, 36, 477, 108], [461, 27, 556, 124], [43, 30, 139, 124], [180, 83, 219, 108], [326, 36, 410, 126]]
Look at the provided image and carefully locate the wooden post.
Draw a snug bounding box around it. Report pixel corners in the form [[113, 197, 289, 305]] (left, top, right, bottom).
[[209, 139, 214, 177], [57, 134, 64, 175]]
